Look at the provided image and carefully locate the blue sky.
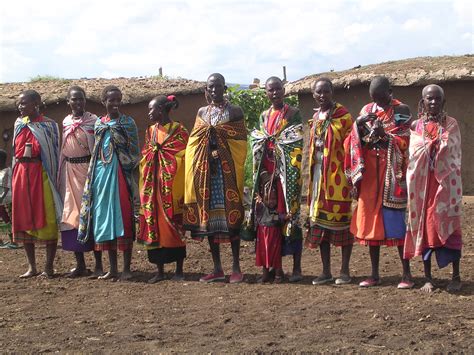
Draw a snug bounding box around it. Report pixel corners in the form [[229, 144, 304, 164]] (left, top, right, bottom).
[[0, 0, 472, 84]]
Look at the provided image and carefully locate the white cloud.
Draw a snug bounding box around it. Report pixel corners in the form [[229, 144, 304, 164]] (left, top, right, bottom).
[[402, 18, 432, 31], [1, 0, 473, 83]]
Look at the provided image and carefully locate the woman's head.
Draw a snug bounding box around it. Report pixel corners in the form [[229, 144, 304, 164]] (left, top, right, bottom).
[[421, 84, 445, 117], [312, 77, 334, 109], [67, 86, 87, 116], [369, 76, 392, 107], [265, 76, 284, 108], [206, 73, 226, 104], [17, 90, 41, 118], [101, 85, 122, 117], [148, 95, 179, 123]]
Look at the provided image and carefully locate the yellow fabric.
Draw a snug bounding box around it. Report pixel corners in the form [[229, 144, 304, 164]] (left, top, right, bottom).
[[184, 135, 200, 205], [307, 104, 353, 227], [184, 136, 247, 205], [28, 169, 58, 239]]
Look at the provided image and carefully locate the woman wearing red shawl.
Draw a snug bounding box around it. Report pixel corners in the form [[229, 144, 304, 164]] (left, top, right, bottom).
[[345, 76, 413, 288], [58, 86, 103, 277], [404, 85, 462, 293], [306, 78, 354, 286], [12, 90, 62, 278], [138, 95, 189, 283]]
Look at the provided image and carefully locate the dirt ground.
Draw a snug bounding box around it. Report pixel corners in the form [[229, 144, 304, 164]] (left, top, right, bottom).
[[1, 202, 473, 353]]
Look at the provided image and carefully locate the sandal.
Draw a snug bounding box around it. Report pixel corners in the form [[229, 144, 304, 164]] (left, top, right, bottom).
[[335, 275, 352, 285], [359, 278, 381, 287], [397, 280, 415, 289], [312, 275, 334, 285]]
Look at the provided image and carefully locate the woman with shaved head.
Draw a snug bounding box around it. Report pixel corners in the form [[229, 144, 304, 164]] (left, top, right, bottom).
[[404, 84, 463, 292], [345, 76, 413, 288], [184, 73, 247, 284]]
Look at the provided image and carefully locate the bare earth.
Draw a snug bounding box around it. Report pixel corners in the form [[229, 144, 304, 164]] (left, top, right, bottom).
[[1, 202, 473, 353]]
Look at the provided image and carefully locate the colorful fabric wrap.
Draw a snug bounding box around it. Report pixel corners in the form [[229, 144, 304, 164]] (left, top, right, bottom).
[[138, 121, 189, 247], [404, 116, 462, 259], [250, 107, 304, 241], [78, 115, 140, 243], [307, 103, 353, 230], [344, 99, 410, 209], [183, 113, 247, 237], [13, 116, 62, 222]]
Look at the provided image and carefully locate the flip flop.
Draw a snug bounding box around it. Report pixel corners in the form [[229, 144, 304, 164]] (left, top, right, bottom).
[[359, 278, 381, 287], [229, 272, 244, 284], [199, 272, 225, 283], [397, 280, 415, 289], [335, 275, 352, 285], [289, 274, 303, 283], [312, 275, 334, 285]]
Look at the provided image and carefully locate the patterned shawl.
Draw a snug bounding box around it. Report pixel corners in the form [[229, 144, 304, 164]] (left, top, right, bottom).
[[139, 122, 189, 247], [404, 116, 462, 259], [344, 99, 410, 208], [13, 116, 63, 221], [183, 114, 247, 235], [78, 114, 140, 243], [307, 103, 353, 226], [250, 106, 303, 237], [57, 112, 96, 186]]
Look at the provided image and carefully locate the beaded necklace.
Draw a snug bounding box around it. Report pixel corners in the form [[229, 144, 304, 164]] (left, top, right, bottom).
[[99, 115, 127, 164], [313, 102, 335, 149], [421, 114, 445, 170], [265, 104, 288, 135], [71, 115, 90, 152], [205, 100, 229, 125]]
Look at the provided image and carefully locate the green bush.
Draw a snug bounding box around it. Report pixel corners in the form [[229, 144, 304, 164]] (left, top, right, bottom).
[[29, 75, 71, 83], [227, 86, 299, 187]]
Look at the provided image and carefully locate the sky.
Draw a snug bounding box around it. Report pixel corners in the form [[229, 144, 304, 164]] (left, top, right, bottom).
[[0, 0, 472, 84]]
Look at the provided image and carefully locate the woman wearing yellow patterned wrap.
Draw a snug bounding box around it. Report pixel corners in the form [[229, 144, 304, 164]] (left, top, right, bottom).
[[306, 78, 354, 286]]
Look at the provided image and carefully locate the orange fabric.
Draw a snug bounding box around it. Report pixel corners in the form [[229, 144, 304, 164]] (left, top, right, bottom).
[[155, 125, 185, 248], [350, 148, 387, 240]]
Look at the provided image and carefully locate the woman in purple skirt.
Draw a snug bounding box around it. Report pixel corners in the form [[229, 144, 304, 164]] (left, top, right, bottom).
[[58, 86, 103, 277]]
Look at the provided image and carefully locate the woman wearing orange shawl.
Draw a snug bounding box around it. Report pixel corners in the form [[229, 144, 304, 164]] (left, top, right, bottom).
[[345, 76, 413, 288], [138, 95, 189, 283], [404, 85, 462, 293]]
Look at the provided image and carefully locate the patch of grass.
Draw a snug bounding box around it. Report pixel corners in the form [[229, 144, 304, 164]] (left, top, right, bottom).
[[29, 75, 72, 83], [149, 74, 171, 80]]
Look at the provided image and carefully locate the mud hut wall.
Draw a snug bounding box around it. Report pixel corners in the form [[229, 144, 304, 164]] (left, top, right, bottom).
[[297, 81, 474, 194], [0, 93, 206, 163]]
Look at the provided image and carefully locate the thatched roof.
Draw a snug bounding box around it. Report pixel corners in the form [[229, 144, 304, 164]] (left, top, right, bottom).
[[285, 55, 474, 95], [0, 77, 206, 112]]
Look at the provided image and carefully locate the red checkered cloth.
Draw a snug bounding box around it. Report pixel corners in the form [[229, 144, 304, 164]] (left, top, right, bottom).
[[356, 237, 404, 247], [192, 232, 239, 244], [13, 232, 57, 245], [94, 237, 134, 251], [307, 226, 354, 248]]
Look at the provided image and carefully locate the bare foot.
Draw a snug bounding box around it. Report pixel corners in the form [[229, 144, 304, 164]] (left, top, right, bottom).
[[120, 271, 133, 281], [19, 269, 38, 278], [420, 281, 435, 293], [171, 274, 185, 282], [148, 274, 166, 284], [98, 271, 118, 280], [447, 279, 462, 293]]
